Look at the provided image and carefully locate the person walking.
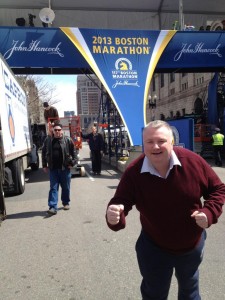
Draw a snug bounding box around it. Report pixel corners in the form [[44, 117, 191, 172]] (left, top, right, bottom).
[[42, 121, 76, 215], [106, 120, 225, 300], [81, 125, 104, 175], [211, 127, 224, 166]]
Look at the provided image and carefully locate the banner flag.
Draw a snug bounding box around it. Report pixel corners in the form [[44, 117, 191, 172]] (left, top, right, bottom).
[[2, 27, 225, 145], [61, 28, 176, 145], [208, 73, 218, 125]]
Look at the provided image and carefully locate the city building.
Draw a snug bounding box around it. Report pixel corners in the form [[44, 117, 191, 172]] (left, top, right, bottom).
[[64, 111, 75, 117], [147, 72, 214, 124], [76, 75, 101, 131]]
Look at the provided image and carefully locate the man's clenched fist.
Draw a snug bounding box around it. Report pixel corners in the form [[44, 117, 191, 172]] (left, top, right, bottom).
[[106, 204, 124, 225], [191, 211, 208, 229]]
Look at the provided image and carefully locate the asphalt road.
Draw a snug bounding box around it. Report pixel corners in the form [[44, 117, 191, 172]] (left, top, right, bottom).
[[0, 144, 225, 300]]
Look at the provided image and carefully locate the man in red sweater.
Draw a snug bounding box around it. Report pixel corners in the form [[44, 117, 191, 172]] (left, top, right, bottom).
[[106, 120, 225, 300]]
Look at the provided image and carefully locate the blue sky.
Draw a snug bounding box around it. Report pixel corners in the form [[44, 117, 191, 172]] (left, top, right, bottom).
[[38, 75, 77, 117]]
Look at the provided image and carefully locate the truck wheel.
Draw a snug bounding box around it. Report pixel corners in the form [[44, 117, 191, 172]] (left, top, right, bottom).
[[30, 154, 39, 171], [0, 181, 6, 221], [15, 159, 25, 194], [7, 158, 25, 195], [80, 166, 86, 177]]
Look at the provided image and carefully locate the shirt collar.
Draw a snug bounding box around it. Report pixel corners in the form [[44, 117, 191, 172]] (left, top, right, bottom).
[[141, 150, 182, 178]]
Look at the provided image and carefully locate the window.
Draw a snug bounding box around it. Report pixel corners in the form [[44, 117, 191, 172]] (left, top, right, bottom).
[[160, 114, 165, 120], [160, 74, 164, 87], [194, 98, 203, 115], [176, 111, 181, 118], [170, 88, 175, 95], [181, 82, 188, 91], [153, 76, 156, 91], [196, 77, 204, 85], [170, 73, 175, 83]]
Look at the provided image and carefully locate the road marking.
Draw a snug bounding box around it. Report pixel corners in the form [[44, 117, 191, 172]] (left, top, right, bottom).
[[85, 170, 95, 181]]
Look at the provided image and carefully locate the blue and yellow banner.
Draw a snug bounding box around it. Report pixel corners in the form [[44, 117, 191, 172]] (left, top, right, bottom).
[[1, 27, 225, 145], [61, 28, 175, 145]]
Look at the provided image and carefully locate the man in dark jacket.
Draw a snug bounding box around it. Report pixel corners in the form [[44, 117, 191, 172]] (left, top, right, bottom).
[[81, 126, 104, 175], [42, 121, 75, 215]]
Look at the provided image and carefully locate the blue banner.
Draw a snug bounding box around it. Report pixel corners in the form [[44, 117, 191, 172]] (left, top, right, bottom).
[[168, 119, 194, 151], [0, 26, 89, 68], [61, 28, 175, 145], [208, 73, 218, 125], [158, 31, 225, 70], [1, 27, 225, 145]]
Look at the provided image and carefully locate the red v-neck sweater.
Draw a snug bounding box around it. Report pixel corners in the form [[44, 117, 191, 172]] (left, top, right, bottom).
[[107, 147, 225, 254]]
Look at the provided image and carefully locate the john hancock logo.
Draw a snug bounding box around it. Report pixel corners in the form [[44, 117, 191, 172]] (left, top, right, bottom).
[[112, 58, 140, 88]]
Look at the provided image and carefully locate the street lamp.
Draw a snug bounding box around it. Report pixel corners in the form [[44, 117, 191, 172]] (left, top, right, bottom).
[[148, 95, 157, 109], [148, 95, 157, 121]]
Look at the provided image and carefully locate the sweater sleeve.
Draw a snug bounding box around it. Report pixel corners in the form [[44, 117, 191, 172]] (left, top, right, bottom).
[[199, 162, 225, 226], [99, 133, 104, 151], [173, 147, 225, 227], [81, 132, 90, 139], [106, 169, 136, 231], [41, 137, 48, 168], [69, 138, 75, 161]]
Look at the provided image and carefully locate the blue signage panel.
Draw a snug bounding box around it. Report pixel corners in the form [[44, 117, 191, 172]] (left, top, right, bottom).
[[158, 31, 225, 70], [0, 27, 225, 146], [61, 27, 175, 145], [0, 26, 89, 68], [168, 119, 194, 151]]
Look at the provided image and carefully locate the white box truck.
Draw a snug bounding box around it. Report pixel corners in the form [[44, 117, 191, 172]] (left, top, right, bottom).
[[0, 54, 39, 221]]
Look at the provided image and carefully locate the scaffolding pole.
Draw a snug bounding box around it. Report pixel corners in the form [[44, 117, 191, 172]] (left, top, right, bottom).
[[179, 0, 185, 30]]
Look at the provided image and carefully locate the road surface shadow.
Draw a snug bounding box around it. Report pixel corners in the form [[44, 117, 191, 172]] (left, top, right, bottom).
[[5, 210, 49, 219], [25, 168, 49, 184]]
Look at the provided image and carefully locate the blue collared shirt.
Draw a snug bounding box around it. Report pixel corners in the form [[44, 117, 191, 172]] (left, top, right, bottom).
[[141, 150, 182, 179]]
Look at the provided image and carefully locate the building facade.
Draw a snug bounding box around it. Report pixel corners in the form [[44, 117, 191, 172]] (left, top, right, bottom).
[[76, 75, 101, 131], [146, 72, 214, 124]]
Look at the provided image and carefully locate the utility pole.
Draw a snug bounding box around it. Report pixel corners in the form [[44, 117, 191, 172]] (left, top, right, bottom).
[[179, 0, 185, 30]]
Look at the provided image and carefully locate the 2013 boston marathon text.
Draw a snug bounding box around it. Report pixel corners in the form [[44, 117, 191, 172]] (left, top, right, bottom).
[[92, 36, 150, 55]]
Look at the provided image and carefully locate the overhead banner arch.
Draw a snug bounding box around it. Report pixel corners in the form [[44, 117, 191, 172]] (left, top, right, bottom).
[[0, 27, 225, 145], [61, 28, 176, 146]]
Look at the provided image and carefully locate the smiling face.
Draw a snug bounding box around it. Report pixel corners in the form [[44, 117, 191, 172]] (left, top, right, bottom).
[[143, 122, 173, 169]]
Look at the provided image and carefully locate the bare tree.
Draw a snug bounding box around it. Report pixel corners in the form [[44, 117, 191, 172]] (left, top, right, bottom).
[[16, 75, 60, 123]]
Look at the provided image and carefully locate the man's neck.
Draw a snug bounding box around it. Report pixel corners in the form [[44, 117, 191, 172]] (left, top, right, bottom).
[[152, 161, 170, 178]]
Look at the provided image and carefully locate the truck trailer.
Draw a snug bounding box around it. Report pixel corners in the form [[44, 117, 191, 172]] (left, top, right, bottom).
[[0, 54, 39, 221]]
